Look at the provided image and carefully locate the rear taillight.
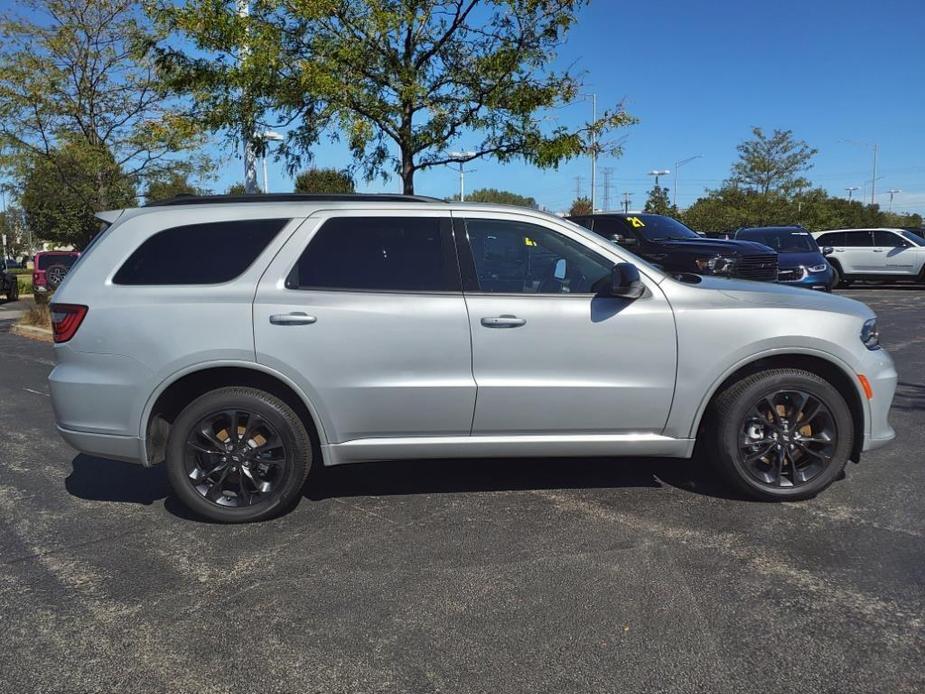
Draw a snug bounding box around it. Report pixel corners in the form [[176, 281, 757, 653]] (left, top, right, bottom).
[[49, 303, 88, 343]]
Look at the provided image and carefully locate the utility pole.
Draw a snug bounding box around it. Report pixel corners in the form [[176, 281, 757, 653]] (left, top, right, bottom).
[[238, 0, 259, 194], [673, 155, 702, 208], [871, 143, 879, 206], [886, 189, 901, 212], [622, 192, 631, 214], [845, 186, 859, 201], [601, 167, 614, 211], [590, 93, 597, 212], [648, 169, 670, 189]]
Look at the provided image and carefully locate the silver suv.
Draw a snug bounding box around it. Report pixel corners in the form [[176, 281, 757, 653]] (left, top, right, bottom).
[[49, 195, 897, 522]]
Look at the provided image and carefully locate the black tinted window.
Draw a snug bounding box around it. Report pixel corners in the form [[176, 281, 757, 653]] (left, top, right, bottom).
[[114, 219, 287, 285], [873, 230, 905, 247], [289, 217, 455, 292], [817, 232, 845, 247], [844, 231, 873, 247], [465, 219, 612, 294]]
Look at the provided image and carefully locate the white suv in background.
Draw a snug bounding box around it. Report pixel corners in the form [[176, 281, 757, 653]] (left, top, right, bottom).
[[812, 228, 925, 286]]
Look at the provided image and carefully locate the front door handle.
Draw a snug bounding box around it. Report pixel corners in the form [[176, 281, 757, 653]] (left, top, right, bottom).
[[269, 312, 317, 326], [872, 249, 884, 253], [481, 315, 526, 328]]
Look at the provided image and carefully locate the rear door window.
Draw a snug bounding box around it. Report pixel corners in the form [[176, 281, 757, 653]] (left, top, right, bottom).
[[844, 231, 873, 247], [114, 219, 288, 285], [287, 216, 458, 292]]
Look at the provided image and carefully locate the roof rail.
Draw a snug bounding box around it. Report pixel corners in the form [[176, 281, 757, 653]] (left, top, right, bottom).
[[144, 193, 446, 207]]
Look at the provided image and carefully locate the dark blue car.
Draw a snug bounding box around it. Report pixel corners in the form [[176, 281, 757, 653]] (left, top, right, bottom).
[[734, 226, 835, 291]]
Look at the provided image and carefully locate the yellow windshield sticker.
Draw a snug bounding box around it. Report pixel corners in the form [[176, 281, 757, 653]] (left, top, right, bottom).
[[627, 216, 646, 228], [524, 236, 537, 246]]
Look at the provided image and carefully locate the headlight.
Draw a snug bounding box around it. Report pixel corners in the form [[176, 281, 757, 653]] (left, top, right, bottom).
[[808, 263, 828, 273], [694, 255, 736, 274], [860, 318, 880, 350]]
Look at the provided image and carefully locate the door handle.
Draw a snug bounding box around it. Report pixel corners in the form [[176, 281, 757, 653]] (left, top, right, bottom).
[[269, 312, 317, 326], [481, 315, 526, 328], [872, 249, 884, 253]]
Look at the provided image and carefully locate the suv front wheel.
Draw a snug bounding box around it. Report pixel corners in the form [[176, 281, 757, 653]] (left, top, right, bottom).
[[166, 387, 312, 522], [708, 369, 854, 501]]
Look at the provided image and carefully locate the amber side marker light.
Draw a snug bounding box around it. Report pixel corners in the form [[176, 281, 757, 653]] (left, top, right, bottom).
[[858, 374, 873, 400]]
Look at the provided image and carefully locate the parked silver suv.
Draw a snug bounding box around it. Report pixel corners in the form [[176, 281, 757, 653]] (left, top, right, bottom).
[[49, 194, 897, 522]]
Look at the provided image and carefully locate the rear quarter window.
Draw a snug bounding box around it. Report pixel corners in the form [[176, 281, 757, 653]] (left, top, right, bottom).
[[113, 219, 288, 285]]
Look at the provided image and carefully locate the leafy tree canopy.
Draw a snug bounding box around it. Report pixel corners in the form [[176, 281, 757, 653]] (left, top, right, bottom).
[[449, 188, 538, 208], [145, 171, 202, 202], [730, 127, 817, 196], [21, 139, 137, 249], [149, 0, 636, 193], [0, 0, 208, 197], [569, 196, 592, 216], [644, 184, 678, 217], [294, 168, 355, 194]]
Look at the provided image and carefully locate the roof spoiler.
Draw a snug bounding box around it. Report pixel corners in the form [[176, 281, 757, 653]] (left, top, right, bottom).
[[95, 209, 125, 224]]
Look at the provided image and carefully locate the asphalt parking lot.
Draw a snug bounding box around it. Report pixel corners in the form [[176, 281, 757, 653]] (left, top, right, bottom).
[[0, 288, 922, 694]]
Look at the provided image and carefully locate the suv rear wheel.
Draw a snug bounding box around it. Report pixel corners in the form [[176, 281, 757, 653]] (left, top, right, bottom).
[[708, 369, 854, 501], [166, 387, 312, 522]]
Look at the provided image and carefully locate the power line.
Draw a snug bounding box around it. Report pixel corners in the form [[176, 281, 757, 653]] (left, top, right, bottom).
[[573, 176, 585, 200]]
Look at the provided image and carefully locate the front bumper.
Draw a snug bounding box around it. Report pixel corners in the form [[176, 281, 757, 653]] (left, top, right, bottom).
[[777, 266, 835, 291], [859, 347, 898, 452]]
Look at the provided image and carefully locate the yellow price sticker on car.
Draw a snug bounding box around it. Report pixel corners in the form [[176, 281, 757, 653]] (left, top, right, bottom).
[[524, 236, 537, 246], [626, 216, 646, 228]]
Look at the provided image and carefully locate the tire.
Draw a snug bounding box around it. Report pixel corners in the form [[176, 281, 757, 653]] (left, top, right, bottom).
[[8, 279, 19, 302], [45, 264, 68, 289], [166, 387, 312, 523], [707, 369, 854, 501]]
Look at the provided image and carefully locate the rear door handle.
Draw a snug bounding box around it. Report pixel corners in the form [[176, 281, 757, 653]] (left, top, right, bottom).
[[481, 315, 526, 328], [872, 249, 884, 253], [269, 312, 317, 326]]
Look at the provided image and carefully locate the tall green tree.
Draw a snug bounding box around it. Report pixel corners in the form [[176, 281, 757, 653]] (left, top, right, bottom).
[[294, 168, 355, 194], [145, 171, 202, 202], [0, 0, 207, 206], [644, 184, 677, 217], [149, 0, 635, 194], [21, 139, 137, 249], [731, 127, 817, 196]]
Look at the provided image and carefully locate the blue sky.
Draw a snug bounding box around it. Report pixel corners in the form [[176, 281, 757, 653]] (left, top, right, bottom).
[[238, 0, 924, 215]]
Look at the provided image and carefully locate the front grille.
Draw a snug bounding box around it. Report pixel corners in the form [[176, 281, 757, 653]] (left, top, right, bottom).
[[735, 254, 778, 282], [778, 266, 806, 283]]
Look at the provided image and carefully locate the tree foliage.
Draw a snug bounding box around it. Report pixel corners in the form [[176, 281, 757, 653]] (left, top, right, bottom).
[[450, 188, 537, 208], [294, 168, 355, 194], [644, 184, 677, 216], [0, 0, 207, 198], [569, 196, 592, 216], [20, 139, 137, 249], [730, 127, 817, 196], [145, 171, 201, 202], [149, 0, 636, 193]]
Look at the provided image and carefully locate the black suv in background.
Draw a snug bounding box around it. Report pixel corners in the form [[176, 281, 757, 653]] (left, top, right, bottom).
[[568, 213, 779, 282]]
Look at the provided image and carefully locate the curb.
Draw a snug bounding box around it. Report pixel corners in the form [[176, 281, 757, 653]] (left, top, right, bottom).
[[11, 323, 53, 342]]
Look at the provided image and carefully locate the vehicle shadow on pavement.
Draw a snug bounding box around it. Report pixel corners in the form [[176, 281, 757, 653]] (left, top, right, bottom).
[[304, 455, 746, 502], [893, 381, 925, 412], [65, 454, 170, 505]]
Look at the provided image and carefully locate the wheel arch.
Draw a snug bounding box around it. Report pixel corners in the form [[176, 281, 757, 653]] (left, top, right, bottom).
[[142, 362, 328, 466], [693, 351, 866, 462]]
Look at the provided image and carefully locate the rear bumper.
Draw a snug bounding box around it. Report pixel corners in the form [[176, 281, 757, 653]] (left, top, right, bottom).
[[56, 425, 145, 465]]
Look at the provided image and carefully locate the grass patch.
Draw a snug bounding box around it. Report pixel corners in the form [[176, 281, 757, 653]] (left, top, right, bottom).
[[17, 275, 32, 294]]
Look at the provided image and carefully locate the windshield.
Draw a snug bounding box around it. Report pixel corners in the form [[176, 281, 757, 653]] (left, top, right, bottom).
[[37, 254, 79, 270], [737, 229, 818, 252], [623, 214, 701, 241], [899, 229, 925, 246]]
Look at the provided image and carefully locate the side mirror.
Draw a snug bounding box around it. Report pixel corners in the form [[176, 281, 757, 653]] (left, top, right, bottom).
[[607, 262, 645, 299], [822, 246, 834, 256]]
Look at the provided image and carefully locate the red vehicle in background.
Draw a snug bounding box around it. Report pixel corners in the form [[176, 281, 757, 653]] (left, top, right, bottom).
[[33, 251, 80, 297]]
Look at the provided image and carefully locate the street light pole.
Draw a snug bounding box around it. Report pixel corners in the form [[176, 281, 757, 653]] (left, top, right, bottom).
[[260, 130, 283, 193], [237, 0, 259, 194], [886, 189, 901, 212], [648, 169, 670, 188], [448, 151, 476, 201], [845, 186, 859, 201], [672, 155, 702, 208], [590, 93, 597, 212]]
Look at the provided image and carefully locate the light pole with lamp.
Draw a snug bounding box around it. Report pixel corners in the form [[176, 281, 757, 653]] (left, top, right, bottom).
[[886, 189, 901, 212], [448, 151, 476, 201], [260, 130, 283, 193], [648, 169, 670, 189], [672, 155, 701, 208], [844, 186, 859, 201], [841, 139, 879, 205]]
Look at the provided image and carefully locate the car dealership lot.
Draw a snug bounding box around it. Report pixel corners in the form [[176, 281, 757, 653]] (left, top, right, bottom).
[[0, 288, 922, 694]]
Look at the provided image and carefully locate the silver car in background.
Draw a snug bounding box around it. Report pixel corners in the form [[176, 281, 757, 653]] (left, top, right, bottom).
[[48, 195, 897, 522]]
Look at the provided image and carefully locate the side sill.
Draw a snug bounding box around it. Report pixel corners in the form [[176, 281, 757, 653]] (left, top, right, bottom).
[[323, 433, 696, 466]]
